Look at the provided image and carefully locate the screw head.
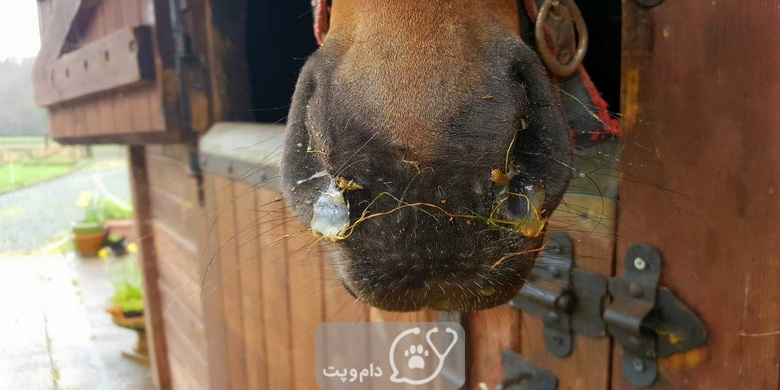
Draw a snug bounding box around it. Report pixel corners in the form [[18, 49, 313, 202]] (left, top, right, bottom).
[[632, 358, 645, 372], [556, 294, 573, 312], [633, 257, 647, 270]]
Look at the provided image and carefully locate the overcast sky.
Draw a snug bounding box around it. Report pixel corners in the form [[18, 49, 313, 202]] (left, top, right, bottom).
[[0, 2, 41, 60]]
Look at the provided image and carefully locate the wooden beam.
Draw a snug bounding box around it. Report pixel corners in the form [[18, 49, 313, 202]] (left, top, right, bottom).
[[129, 146, 172, 389], [34, 26, 156, 107]]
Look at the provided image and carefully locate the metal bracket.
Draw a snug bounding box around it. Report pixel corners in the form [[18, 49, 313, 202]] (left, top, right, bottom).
[[509, 232, 607, 357], [508, 235, 707, 387], [508, 232, 574, 357], [497, 350, 558, 390], [604, 244, 707, 387]]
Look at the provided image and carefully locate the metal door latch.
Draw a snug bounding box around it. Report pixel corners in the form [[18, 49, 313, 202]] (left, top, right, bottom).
[[497, 350, 558, 390], [508, 232, 606, 357], [508, 233, 707, 387]]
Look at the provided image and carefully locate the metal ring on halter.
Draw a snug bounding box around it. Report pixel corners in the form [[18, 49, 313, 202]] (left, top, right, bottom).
[[535, 0, 589, 77]]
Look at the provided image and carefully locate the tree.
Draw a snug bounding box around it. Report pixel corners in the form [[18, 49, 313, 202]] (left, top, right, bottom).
[[0, 58, 48, 136]]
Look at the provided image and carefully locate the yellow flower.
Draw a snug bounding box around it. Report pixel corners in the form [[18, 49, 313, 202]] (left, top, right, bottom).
[[98, 248, 110, 259], [76, 192, 93, 208], [127, 243, 139, 254]]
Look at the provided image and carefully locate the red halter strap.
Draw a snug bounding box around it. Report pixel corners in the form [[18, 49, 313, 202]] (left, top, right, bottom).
[[313, 0, 331, 46]]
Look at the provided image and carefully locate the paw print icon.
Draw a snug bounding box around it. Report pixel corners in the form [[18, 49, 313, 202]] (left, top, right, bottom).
[[404, 345, 429, 369], [389, 327, 458, 385]]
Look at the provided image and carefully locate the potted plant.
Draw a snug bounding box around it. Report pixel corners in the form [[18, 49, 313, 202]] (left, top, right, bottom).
[[101, 191, 136, 243], [73, 191, 107, 257], [105, 251, 148, 364]]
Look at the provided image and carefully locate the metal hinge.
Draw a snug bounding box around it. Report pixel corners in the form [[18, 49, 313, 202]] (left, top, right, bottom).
[[508, 233, 707, 387]]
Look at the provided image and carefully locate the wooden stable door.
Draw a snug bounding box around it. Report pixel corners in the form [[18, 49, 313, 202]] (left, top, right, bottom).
[[495, 1, 780, 389], [614, 0, 780, 389]]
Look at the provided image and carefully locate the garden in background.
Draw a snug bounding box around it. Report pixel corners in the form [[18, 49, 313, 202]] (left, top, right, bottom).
[[0, 136, 85, 192]]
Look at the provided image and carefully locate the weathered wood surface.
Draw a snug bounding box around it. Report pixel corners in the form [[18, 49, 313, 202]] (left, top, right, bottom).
[[517, 193, 617, 390], [129, 146, 172, 389], [195, 174, 374, 389], [617, 0, 780, 388], [468, 305, 524, 388], [36, 0, 177, 144], [35, 26, 155, 106]]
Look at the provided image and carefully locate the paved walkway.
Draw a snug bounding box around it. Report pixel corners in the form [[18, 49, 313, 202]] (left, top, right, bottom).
[[0, 160, 131, 254], [0, 254, 154, 389], [0, 159, 153, 389]]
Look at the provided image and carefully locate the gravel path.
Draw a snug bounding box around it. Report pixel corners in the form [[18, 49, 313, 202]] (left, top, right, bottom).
[[0, 161, 131, 254]]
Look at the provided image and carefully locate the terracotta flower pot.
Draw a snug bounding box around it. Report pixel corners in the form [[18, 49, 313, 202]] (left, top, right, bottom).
[[105, 219, 137, 243], [74, 231, 106, 257]]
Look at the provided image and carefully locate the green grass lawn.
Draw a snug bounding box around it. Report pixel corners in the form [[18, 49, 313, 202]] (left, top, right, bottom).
[[0, 136, 125, 192], [0, 163, 78, 192], [0, 136, 47, 149]]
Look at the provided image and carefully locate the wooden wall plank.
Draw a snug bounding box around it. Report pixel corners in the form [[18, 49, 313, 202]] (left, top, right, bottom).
[[169, 354, 207, 390], [164, 318, 209, 387], [121, 0, 153, 134], [146, 153, 200, 203], [156, 243, 201, 317], [286, 215, 325, 389], [95, 2, 116, 134], [616, 1, 780, 388], [234, 183, 268, 390], [150, 189, 200, 249], [153, 221, 200, 286], [468, 306, 523, 388], [200, 175, 230, 389], [105, 0, 136, 136], [80, 2, 104, 135], [159, 281, 208, 358], [257, 188, 295, 389], [212, 176, 249, 390]]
